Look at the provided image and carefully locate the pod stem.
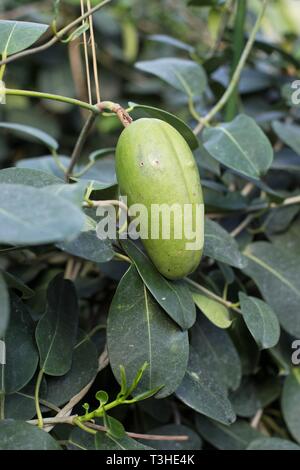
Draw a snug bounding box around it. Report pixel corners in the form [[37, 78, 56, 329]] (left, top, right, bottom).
[[96, 101, 133, 127]]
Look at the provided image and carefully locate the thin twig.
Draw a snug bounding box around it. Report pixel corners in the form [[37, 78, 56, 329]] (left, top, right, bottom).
[[0, 0, 112, 67], [65, 112, 97, 181], [87, 0, 101, 103], [81, 0, 93, 105], [185, 277, 242, 314], [194, 0, 268, 134]]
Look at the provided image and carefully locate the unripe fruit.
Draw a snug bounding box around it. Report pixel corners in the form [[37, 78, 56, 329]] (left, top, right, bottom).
[[116, 118, 204, 280]]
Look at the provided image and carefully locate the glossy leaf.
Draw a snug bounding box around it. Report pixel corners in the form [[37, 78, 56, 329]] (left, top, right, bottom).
[[107, 266, 189, 398], [239, 293, 280, 350], [121, 240, 196, 330], [203, 115, 273, 179], [35, 274, 79, 376]]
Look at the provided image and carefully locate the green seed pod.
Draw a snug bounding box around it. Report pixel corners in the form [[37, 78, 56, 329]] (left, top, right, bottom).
[[116, 118, 204, 280]]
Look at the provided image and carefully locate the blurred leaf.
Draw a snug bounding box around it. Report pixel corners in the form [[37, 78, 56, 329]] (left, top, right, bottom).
[[188, 0, 226, 5], [57, 230, 115, 264], [282, 369, 300, 444], [147, 35, 194, 52], [0, 272, 9, 337], [192, 292, 232, 329], [129, 103, 199, 150], [0, 123, 58, 151], [273, 121, 300, 156], [40, 182, 87, 207], [0, 420, 61, 450], [0, 20, 48, 56], [243, 242, 300, 337], [135, 58, 207, 98], [195, 415, 262, 450], [247, 437, 300, 450], [0, 184, 85, 245], [204, 218, 247, 268], [35, 274, 79, 376], [1, 295, 38, 394], [203, 115, 273, 179], [107, 266, 189, 399], [121, 240, 196, 330], [2, 271, 34, 300], [239, 293, 280, 350]]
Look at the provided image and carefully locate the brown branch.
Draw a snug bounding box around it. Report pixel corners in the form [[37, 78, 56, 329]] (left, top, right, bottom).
[[86, 423, 189, 442], [96, 101, 133, 127]]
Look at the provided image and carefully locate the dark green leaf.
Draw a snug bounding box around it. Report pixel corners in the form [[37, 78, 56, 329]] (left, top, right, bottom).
[[195, 415, 262, 450], [204, 218, 247, 268], [1, 295, 38, 394], [282, 369, 300, 444], [272, 121, 300, 156], [57, 229, 115, 264], [142, 424, 202, 450], [107, 266, 189, 398], [239, 293, 280, 350], [176, 315, 240, 424], [243, 242, 300, 337], [2, 271, 34, 299], [95, 432, 152, 450], [45, 330, 98, 406], [35, 274, 79, 376], [121, 240, 196, 330], [0, 420, 61, 450], [203, 115, 273, 179], [247, 437, 300, 450], [68, 428, 95, 450], [0, 272, 9, 337]]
